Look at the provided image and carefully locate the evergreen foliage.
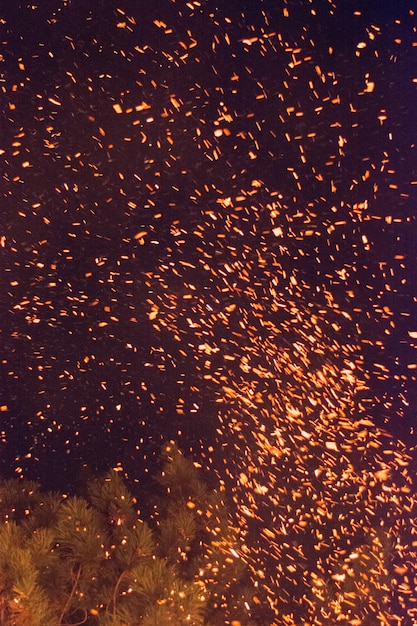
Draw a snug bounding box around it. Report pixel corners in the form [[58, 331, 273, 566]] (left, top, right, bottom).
[[0, 443, 265, 626]]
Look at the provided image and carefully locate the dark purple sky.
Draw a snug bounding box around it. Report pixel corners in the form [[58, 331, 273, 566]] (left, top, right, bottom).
[[2, 0, 416, 486], [1, 1, 417, 621]]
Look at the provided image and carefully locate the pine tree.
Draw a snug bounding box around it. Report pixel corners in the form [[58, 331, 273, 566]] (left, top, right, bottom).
[[0, 520, 58, 626], [152, 442, 271, 625], [0, 445, 267, 626]]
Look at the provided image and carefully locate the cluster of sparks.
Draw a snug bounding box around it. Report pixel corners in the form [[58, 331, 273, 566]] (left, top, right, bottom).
[[1, 0, 416, 623]]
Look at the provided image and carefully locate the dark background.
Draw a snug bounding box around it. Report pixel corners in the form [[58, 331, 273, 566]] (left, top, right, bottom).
[[1, 0, 416, 491]]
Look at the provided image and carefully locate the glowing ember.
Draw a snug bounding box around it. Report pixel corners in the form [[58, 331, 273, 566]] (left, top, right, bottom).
[[1, 1, 415, 622]]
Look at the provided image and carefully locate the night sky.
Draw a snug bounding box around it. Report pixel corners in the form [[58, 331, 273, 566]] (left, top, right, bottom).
[[1, 0, 417, 621]]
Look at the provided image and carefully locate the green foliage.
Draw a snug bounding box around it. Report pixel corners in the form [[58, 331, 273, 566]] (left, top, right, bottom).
[[55, 496, 105, 564], [0, 522, 58, 626], [0, 479, 42, 524], [0, 444, 262, 626], [113, 521, 155, 569], [87, 470, 137, 528], [152, 442, 262, 625]]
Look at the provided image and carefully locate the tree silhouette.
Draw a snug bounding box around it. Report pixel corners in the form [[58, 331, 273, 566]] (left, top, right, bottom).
[[0, 443, 266, 626]]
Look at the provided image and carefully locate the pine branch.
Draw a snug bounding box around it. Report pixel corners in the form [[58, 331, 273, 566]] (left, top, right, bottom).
[[57, 564, 82, 626], [61, 608, 87, 626], [0, 445, 265, 626], [110, 570, 125, 618]]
